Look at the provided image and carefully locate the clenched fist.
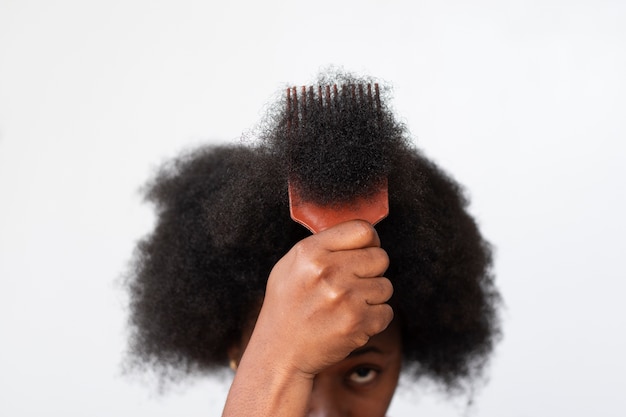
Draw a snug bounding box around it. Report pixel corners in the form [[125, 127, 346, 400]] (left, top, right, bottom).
[[249, 219, 394, 378]]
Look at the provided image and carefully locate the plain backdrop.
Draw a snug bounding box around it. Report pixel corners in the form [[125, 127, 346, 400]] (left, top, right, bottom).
[[1, 0, 625, 416]]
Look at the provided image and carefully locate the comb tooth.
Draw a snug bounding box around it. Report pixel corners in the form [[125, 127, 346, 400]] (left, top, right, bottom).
[[351, 84, 356, 101], [367, 84, 373, 105], [325, 85, 331, 107], [333, 84, 338, 107], [358, 84, 364, 102], [318, 86, 323, 107], [374, 83, 381, 111], [292, 87, 299, 129], [301, 86, 306, 121]]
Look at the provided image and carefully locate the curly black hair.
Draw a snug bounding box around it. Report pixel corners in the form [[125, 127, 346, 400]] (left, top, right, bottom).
[[126, 70, 501, 390]]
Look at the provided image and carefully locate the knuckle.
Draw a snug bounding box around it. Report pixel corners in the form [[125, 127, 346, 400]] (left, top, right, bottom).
[[352, 220, 376, 244], [368, 248, 389, 275], [380, 277, 394, 300], [317, 261, 340, 282], [291, 239, 331, 280], [382, 304, 394, 326], [370, 305, 394, 335], [351, 333, 370, 349], [365, 278, 393, 304], [378, 248, 390, 268], [324, 283, 347, 303], [292, 238, 312, 258]]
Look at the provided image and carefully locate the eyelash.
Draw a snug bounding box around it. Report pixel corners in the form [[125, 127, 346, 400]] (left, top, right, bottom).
[[347, 366, 380, 386]]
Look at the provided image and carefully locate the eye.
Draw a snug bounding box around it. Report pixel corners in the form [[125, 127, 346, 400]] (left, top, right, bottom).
[[347, 366, 379, 385]]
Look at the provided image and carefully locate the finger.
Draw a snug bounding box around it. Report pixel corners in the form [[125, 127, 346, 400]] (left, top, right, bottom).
[[313, 220, 381, 252], [363, 304, 394, 337], [326, 247, 389, 278], [360, 276, 394, 306]]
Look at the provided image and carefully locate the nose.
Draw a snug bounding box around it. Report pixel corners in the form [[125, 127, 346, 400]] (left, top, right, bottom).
[[306, 377, 343, 417]]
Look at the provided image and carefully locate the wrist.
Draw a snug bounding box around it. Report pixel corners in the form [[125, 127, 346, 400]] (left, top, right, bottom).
[[222, 339, 314, 417], [241, 326, 316, 382]]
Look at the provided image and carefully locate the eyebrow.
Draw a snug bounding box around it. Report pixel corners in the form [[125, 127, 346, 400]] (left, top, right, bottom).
[[347, 346, 384, 358]]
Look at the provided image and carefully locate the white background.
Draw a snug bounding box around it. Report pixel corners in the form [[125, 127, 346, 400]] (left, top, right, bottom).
[[1, 0, 625, 416]]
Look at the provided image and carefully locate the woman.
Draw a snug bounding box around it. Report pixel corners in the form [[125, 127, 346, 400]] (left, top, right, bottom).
[[126, 71, 500, 416]]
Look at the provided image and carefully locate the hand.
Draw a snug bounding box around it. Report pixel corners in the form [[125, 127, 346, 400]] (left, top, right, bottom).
[[248, 219, 394, 379]]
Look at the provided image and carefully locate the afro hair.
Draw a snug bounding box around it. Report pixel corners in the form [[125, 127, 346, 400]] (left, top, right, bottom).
[[125, 70, 501, 390]]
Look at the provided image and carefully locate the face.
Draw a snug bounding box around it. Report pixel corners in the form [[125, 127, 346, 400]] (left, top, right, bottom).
[[306, 322, 403, 417], [229, 319, 403, 417]]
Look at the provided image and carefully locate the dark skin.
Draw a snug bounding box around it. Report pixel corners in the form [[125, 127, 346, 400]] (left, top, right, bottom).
[[222, 220, 400, 417], [229, 320, 402, 417]]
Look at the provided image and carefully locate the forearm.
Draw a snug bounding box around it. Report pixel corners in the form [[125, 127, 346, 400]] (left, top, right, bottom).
[[222, 334, 314, 417]]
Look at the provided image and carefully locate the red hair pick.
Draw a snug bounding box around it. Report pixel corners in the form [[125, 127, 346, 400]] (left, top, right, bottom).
[[286, 83, 388, 234]]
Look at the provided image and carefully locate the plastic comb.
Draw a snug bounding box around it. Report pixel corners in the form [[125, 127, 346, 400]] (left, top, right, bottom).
[[286, 83, 389, 234]]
